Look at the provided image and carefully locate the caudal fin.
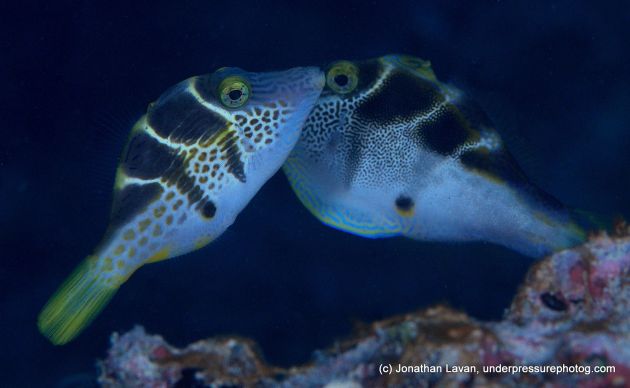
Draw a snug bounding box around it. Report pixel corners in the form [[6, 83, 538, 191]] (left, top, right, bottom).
[[38, 256, 118, 345]]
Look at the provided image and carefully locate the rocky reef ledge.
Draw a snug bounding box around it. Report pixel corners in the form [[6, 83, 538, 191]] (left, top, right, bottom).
[[99, 228, 630, 387]]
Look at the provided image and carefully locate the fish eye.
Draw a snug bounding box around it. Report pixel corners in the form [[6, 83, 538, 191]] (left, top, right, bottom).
[[326, 61, 358, 94], [218, 76, 251, 108]]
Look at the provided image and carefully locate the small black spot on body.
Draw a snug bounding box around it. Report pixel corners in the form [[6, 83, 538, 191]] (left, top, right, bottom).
[[419, 105, 472, 156], [395, 195, 414, 211], [540, 292, 567, 312], [201, 201, 216, 219]]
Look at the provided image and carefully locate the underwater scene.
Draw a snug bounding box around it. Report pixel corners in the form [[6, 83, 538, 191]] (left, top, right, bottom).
[[2, 1, 630, 387]]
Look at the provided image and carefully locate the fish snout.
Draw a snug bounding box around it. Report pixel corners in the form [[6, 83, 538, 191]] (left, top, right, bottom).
[[279, 66, 325, 105], [243, 65, 324, 121], [252, 66, 324, 143], [302, 66, 326, 92]]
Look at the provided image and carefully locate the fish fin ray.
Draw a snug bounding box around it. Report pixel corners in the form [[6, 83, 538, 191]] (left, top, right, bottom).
[[37, 256, 119, 345]]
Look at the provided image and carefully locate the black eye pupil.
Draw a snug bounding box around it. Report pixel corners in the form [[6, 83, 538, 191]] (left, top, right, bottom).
[[228, 89, 242, 101], [334, 74, 349, 87]]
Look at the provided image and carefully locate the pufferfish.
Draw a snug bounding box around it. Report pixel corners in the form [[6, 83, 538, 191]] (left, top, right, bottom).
[[38, 66, 324, 345], [283, 55, 586, 258]]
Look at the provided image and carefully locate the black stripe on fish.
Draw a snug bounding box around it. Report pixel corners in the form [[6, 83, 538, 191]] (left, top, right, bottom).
[[108, 182, 163, 232], [218, 130, 246, 183], [121, 131, 179, 179], [187, 184, 204, 205], [460, 148, 532, 188], [147, 89, 226, 145], [160, 157, 205, 206], [355, 71, 445, 124], [452, 96, 495, 130], [193, 74, 219, 103], [460, 148, 566, 212], [417, 105, 474, 156], [354, 60, 382, 92], [160, 156, 199, 198]]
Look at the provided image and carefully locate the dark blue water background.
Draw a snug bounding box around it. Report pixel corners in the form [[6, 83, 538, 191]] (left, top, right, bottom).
[[1, 1, 629, 386]]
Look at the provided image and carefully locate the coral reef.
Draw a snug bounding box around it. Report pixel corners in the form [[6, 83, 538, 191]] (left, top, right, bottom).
[[99, 229, 630, 387]]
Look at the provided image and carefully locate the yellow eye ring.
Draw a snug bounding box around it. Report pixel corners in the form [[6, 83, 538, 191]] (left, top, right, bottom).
[[218, 76, 251, 108], [326, 61, 358, 94]]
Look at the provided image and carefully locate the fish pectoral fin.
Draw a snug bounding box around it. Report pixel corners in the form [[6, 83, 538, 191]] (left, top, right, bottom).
[[37, 256, 120, 345]]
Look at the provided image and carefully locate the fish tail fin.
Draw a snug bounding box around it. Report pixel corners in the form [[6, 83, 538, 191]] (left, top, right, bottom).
[[37, 256, 119, 345]]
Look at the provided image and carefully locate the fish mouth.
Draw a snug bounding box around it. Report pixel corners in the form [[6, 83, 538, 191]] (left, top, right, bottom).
[[310, 67, 326, 90], [281, 66, 325, 125], [248, 66, 324, 119]]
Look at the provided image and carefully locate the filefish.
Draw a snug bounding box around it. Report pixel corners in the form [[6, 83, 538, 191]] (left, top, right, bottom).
[[38, 66, 324, 344], [283, 55, 586, 258]]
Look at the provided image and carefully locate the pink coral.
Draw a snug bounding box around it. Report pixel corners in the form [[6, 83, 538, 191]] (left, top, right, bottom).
[[99, 232, 630, 387]]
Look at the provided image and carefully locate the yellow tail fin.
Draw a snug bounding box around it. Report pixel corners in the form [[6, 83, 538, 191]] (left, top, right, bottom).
[[37, 256, 118, 345]]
